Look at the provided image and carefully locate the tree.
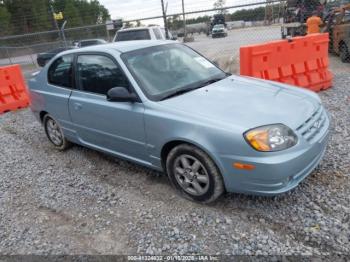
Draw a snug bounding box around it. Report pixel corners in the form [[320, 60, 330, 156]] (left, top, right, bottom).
[[63, 0, 83, 27], [4, 0, 37, 33], [75, 0, 110, 25], [213, 0, 228, 15], [230, 7, 265, 21], [0, 3, 11, 36], [31, 0, 51, 32]]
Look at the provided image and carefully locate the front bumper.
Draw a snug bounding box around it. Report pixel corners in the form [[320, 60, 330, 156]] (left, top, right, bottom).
[[219, 114, 330, 196], [212, 32, 226, 37]]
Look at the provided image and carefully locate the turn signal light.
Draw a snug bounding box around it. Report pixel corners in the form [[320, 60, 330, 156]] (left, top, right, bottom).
[[233, 162, 256, 170]]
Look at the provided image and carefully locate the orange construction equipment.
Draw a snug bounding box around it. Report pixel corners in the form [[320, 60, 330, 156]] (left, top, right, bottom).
[[240, 33, 333, 92], [0, 64, 30, 114], [306, 15, 322, 34]]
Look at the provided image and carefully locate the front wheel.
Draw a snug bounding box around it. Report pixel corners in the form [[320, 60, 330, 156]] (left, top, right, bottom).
[[43, 114, 71, 150], [166, 144, 225, 203]]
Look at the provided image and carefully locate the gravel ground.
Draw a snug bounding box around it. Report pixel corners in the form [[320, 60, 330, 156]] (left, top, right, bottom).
[[0, 29, 349, 255]]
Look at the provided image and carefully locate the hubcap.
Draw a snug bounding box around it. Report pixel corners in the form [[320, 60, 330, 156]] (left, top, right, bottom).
[[173, 154, 210, 196], [46, 118, 63, 146]]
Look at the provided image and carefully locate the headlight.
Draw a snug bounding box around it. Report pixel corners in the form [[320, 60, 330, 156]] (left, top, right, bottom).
[[244, 124, 298, 152]]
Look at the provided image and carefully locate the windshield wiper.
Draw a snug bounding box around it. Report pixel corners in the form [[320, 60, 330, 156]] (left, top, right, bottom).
[[160, 87, 197, 101], [195, 77, 225, 89], [160, 76, 226, 101]]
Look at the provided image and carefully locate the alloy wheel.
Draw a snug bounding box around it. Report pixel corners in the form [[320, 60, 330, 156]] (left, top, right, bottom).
[[173, 154, 210, 196], [46, 118, 63, 146]]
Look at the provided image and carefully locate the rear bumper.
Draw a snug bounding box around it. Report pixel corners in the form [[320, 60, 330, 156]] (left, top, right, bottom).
[[219, 117, 330, 196]]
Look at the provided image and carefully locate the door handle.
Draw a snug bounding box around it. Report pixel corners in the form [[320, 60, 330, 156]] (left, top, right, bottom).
[[74, 103, 82, 110]]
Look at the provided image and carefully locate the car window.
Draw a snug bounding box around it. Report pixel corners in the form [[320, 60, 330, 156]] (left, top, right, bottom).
[[79, 40, 106, 47], [214, 25, 224, 29], [116, 29, 151, 41], [76, 54, 130, 95], [122, 44, 225, 101], [161, 28, 172, 39], [153, 28, 163, 40], [48, 54, 74, 88], [52, 47, 66, 53]]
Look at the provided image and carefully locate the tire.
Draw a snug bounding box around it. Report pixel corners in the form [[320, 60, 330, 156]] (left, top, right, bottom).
[[281, 30, 286, 39], [166, 144, 225, 203], [37, 59, 45, 67], [43, 114, 71, 150], [339, 43, 350, 63]]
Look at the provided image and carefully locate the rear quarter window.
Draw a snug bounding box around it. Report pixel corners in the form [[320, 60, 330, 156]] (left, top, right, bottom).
[[116, 29, 151, 41], [153, 28, 163, 40], [48, 54, 74, 88]]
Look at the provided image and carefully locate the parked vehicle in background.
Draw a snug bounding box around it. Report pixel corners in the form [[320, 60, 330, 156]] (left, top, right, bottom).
[[37, 47, 76, 67], [114, 26, 176, 42], [329, 6, 350, 62], [207, 14, 226, 35], [27, 41, 330, 203], [281, 0, 325, 38], [77, 39, 107, 48], [211, 24, 228, 38]]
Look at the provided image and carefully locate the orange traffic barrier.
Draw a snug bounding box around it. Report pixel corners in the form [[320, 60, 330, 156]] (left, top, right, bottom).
[[0, 64, 30, 114], [240, 33, 333, 92]]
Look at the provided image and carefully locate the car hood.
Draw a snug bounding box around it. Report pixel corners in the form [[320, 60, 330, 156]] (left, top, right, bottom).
[[158, 76, 320, 131]]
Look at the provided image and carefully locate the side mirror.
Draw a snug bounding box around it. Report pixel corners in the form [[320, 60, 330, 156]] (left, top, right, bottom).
[[107, 87, 138, 103]]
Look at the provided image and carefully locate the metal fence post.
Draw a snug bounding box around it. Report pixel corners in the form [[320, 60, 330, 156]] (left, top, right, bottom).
[[182, 0, 187, 40], [61, 21, 68, 48], [5, 47, 12, 64]]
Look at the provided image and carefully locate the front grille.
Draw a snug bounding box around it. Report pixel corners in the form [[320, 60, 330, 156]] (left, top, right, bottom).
[[296, 106, 327, 142]]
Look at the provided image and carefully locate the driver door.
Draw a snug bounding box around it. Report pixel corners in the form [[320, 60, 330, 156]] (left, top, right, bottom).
[[68, 53, 147, 161]]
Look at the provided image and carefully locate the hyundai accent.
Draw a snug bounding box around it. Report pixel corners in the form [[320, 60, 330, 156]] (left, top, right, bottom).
[[28, 41, 330, 203]]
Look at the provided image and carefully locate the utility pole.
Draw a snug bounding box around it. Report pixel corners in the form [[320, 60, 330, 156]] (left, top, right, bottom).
[[265, 0, 274, 25], [161, 0, 169, 39], [49, 1, 62, 41], [182, 0, 186, 40]]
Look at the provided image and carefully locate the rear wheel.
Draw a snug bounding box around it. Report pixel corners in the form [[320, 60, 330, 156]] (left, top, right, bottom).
[[43, 114, 71, 150], [339, 43, 350, 63], [166, 144, 225, 203]]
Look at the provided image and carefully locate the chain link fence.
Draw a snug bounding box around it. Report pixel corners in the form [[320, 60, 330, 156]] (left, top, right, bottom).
[[0, 23, 113, 69], [1, 0, 347, 73]]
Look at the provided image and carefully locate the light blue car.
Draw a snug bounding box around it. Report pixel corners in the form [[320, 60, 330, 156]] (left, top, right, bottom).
[[28, 41, 330, 203]]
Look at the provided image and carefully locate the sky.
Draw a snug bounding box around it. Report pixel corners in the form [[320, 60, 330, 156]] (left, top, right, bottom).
[[99, 0, 265, 24]]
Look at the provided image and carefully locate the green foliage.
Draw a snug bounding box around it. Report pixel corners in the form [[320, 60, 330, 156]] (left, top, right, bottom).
[[167, 6, 267, 30], [0, 3, 11, 35], [229, 7, 266, 21], [63, 0, 83, 27], [1, 0, 110, 36], [213, 0, 228, 15]]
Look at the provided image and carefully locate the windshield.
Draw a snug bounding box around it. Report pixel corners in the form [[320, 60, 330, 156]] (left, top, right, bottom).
[[121, 44, 226, 101], [214, 24, 224, 29], [116, 29, 151, 41]]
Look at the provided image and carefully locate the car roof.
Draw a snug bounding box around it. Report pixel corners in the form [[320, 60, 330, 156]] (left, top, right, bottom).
[[59, 40, 175, 55], [118, 26, 162, 32], [79, 39, 105, 42]]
